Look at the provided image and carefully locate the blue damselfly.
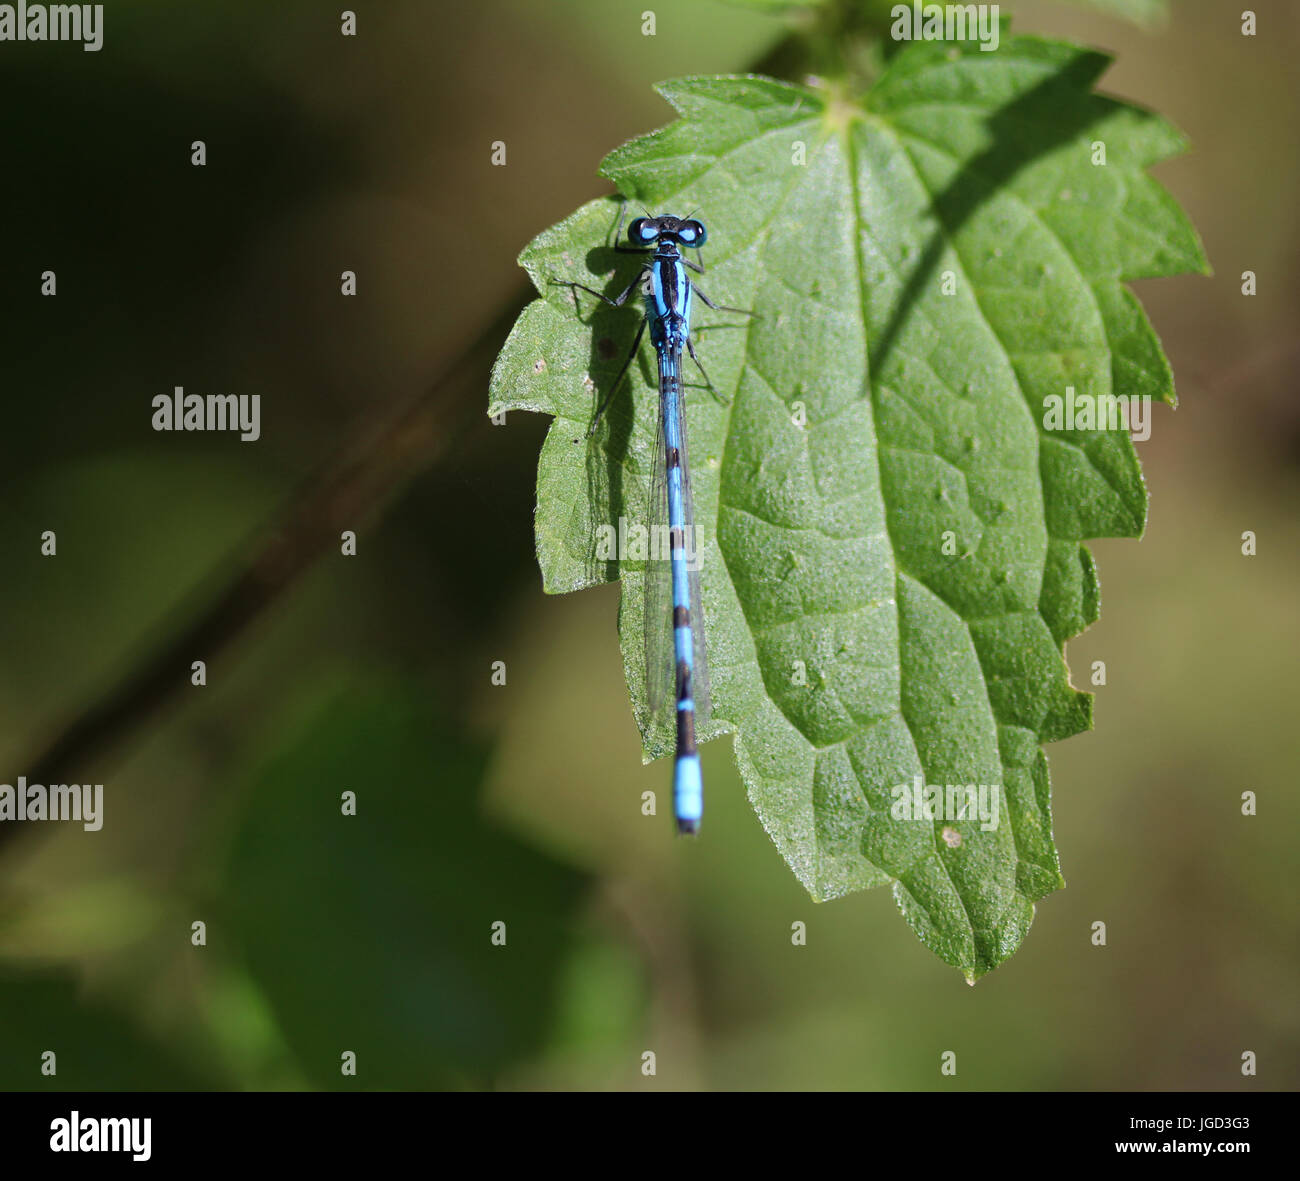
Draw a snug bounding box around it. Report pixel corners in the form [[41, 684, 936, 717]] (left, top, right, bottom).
[[555, 206, 752, 834]]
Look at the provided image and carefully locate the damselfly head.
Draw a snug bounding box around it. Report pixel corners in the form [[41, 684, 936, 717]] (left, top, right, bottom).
[[627, 214, 708, 249]]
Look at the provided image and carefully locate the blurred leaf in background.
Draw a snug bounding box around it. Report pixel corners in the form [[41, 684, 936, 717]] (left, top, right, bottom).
[[0, 968, 209, 1091], [1055, 0, 1168, 29], [220, 685, 614, 1090]]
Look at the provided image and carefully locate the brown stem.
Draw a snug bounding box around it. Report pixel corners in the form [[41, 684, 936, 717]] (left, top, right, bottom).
[[1, 289, 529, 856]]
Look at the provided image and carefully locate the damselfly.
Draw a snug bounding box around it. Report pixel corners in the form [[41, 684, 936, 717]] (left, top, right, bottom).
[[555, 206, 752, 834]]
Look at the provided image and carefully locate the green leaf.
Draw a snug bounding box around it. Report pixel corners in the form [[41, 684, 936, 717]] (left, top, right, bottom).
[[716, 0, 831, 12], [490, 35, 1206, 979], [719, 0, 1170, 30], [0, 967, 210, 1090], [717, 0, 1169, 31], [1055, 0, 1169, 29], [222, 686, 591, 1086]]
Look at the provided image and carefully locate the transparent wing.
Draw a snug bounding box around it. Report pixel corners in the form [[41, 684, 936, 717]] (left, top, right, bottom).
[[675, 383, 712, 725], [643, 394, 676, 736], [643, 373, 711, 738]]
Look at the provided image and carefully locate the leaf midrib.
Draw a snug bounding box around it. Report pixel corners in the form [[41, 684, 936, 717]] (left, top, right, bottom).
[[841, 108, 1030, 946]]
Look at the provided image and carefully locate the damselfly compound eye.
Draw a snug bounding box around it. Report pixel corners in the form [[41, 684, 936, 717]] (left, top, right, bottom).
[[678, 219, 707, 247], [628, 217, 658, 245]]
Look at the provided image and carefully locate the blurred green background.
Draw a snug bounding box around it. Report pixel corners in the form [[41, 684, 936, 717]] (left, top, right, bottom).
[[0, 0, 1295, 1091]]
